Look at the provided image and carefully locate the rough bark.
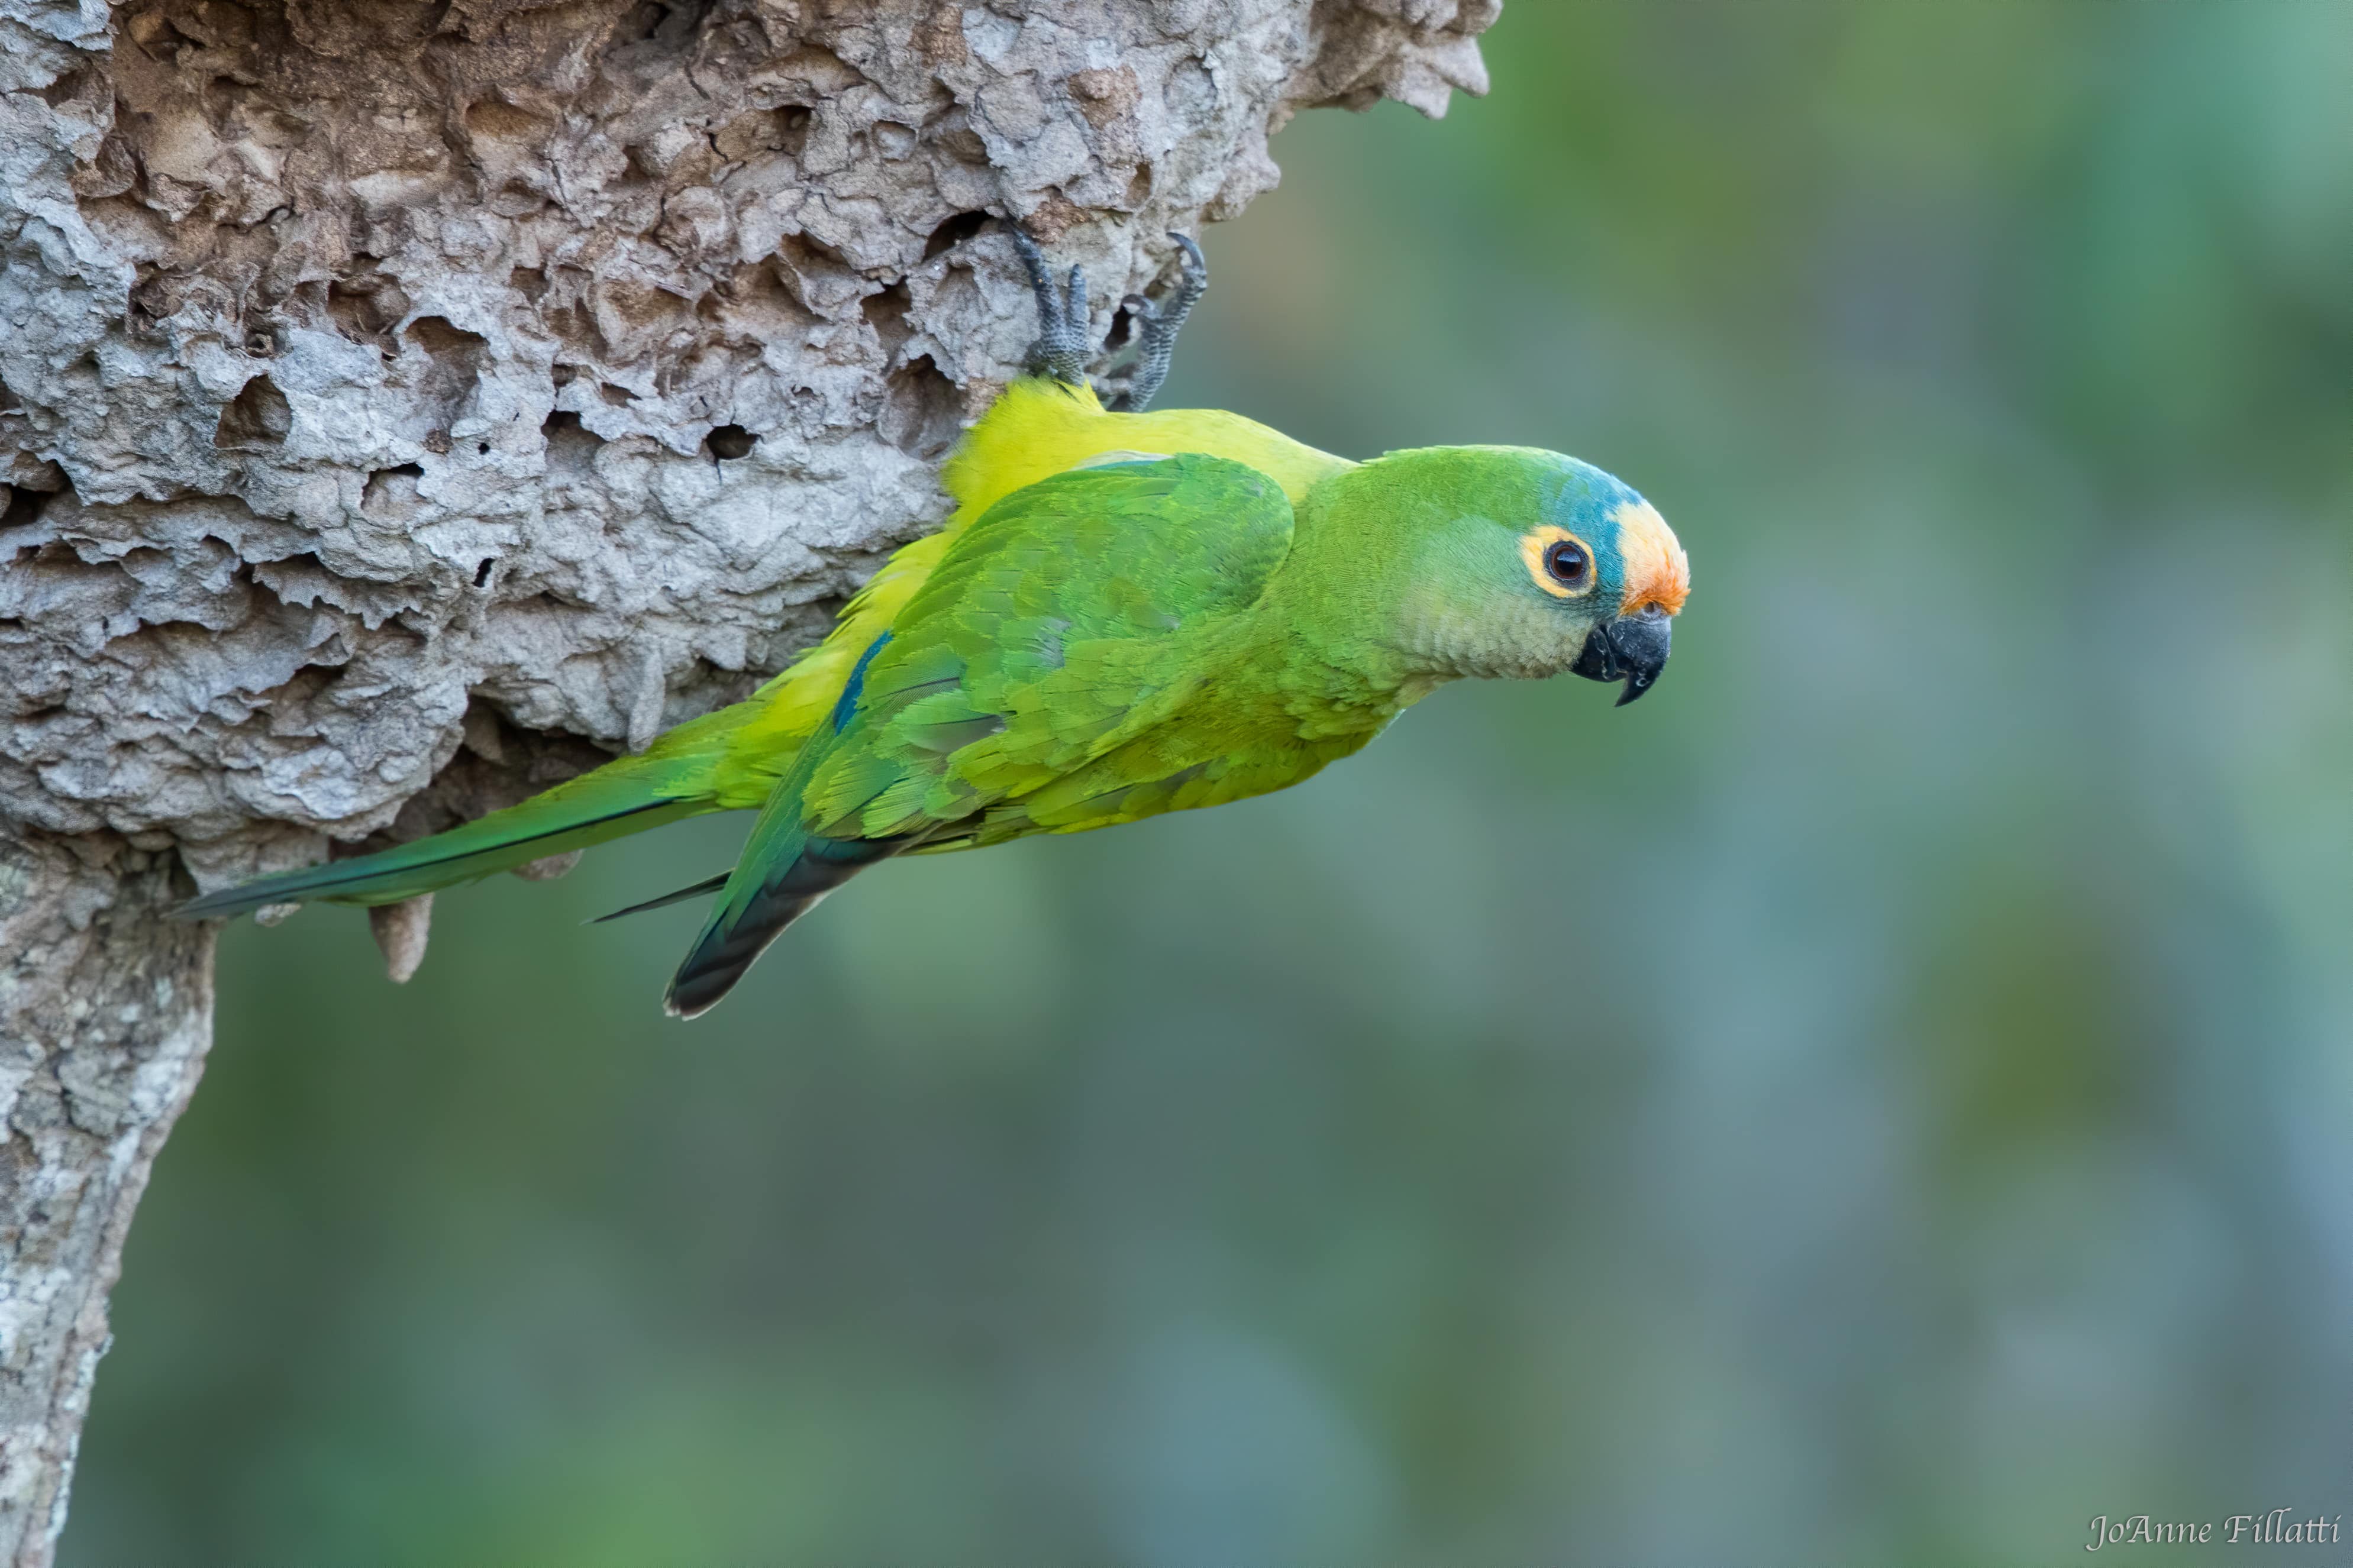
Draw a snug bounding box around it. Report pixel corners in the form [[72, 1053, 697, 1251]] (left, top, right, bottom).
[[0, 829, 212, 1559], [0, 0, 1496, 1556]]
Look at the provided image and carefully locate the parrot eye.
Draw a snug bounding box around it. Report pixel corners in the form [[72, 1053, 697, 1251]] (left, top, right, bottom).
[[1521, 525, 1597, 599]]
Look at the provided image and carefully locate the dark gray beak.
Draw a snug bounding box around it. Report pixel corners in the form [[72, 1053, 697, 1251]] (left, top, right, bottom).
[[1570, 606, 1673, 706]]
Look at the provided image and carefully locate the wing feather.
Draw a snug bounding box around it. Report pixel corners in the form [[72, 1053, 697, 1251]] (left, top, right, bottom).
[[806, 452, 1295, 845]]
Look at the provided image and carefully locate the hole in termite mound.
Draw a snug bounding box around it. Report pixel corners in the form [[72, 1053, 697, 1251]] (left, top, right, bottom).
[[923, 209, 988, 260], [361, 463, 425, 518], [215, 374, 291, 447], [880, 355, 960, 460]]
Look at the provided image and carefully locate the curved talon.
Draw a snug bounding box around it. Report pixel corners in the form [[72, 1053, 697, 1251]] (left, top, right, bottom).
[[1109, 231, 1209, 412], [1008, 225, 1048, 284], [1166, 231, 1206, 289]]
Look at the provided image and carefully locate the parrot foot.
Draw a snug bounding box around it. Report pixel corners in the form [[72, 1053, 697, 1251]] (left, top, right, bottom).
[[1108, 234, 1206, 413], [1008, 226, 1209, 412], [1011, 226, 1093, 387]]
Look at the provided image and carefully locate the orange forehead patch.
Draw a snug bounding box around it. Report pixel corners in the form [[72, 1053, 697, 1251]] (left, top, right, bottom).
[[1612, 500, 1689, 616]]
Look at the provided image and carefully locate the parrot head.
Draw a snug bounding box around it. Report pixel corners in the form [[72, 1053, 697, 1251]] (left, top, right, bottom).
[[1311, 446, 1690, 703]]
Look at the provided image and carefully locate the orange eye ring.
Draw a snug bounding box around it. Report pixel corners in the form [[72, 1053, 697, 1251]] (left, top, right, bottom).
[[1521, 525, 1597, 599]]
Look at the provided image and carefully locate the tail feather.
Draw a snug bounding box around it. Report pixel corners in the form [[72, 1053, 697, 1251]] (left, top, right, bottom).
[[589, 872, 730, 923], [179, 760, 716, 920], [663, 836, 892, 1019]]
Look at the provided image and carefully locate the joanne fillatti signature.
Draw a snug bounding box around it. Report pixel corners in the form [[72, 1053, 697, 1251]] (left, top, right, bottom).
[[2086, 1510, 2342, 1551]]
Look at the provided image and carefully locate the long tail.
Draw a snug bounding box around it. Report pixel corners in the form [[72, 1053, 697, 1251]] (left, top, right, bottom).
[[662, 833, 894, 1019], [177, 716, 744, 920], [661, 679, 897, 1018]]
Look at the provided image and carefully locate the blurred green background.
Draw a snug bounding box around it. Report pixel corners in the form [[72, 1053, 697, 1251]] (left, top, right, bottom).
[[67, 2, 2353, 1562]]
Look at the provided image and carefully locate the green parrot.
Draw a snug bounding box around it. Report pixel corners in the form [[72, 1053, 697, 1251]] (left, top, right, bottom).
[[181, 232, 1690, 1017]]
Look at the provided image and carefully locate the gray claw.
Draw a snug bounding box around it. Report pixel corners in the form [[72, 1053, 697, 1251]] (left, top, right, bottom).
[[1010, 225, 1209, 408], [1108, 231, 1208, 413], [1011, 225, 1092, 386]]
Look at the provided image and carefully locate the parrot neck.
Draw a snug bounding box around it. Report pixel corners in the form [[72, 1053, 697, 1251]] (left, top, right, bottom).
[[1276, 470, 1534, 690], [1263, 525, 1426, 694]]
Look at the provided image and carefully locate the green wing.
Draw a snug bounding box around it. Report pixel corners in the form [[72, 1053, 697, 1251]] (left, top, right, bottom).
[[662, 453, 1296, 1016], [802, 452, 1297, 845]]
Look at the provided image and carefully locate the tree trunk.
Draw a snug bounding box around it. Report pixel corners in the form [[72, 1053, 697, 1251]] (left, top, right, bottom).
[[0, 829, 212, 1562], [0, 0, 1496, 1554]]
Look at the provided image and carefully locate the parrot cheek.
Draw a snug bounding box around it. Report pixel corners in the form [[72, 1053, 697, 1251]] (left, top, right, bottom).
[[1392, 572, 1600, 681]]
